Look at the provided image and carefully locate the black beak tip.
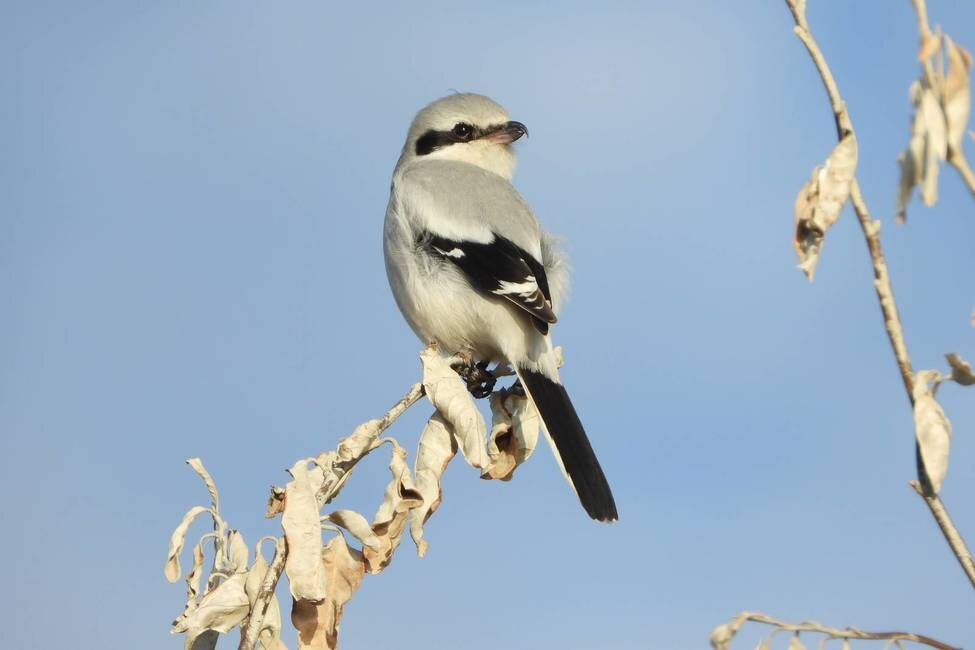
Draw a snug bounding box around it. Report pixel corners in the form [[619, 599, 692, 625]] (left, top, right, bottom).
[[507, 120, 528, 140]]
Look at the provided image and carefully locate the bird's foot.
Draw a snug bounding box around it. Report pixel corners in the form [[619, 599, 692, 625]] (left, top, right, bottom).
[[451, 355, 497, 399]]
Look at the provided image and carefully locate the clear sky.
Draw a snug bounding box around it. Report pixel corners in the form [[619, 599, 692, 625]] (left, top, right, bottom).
[[3, 1, 975, 648]]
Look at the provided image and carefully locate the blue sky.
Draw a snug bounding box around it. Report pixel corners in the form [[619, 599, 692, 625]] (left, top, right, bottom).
[[3, 1, 975, 648]]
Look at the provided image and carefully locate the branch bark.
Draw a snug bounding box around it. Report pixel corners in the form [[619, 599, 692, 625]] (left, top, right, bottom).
[[710, 611, 960, 650], [783, 0, 975, 590], [239, 537, 287, 650]]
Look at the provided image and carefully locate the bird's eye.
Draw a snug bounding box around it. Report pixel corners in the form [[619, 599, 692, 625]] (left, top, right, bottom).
[[452, 123, 473, 139]]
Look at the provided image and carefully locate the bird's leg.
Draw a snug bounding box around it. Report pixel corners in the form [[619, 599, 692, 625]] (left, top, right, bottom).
[[508, 378, 525, 398], [450, 352, 497, 399]]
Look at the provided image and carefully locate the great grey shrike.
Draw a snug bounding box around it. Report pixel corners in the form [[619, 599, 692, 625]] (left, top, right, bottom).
[[383, 93, 617, 522]]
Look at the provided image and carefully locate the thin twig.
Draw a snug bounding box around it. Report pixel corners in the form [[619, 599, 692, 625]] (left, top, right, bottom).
[[947, 147, 975, 198], [783, 0, 975, 590], [264, 378, 428, 517], [239, 536, 287, 650], [712, 611, 959, 650], [911, 480, 975, 586], [316, 380, 426, 506], [369, 381, 426, 436]]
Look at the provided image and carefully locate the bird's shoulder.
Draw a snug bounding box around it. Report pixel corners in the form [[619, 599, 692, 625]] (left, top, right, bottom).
[[392, 159, 540, 251]]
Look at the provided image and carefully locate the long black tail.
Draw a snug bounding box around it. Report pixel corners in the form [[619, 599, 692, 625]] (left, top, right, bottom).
[[517, 367, 618, 522]]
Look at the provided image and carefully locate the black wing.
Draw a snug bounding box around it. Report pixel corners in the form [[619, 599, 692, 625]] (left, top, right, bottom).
[[421, 232, 556, 334]]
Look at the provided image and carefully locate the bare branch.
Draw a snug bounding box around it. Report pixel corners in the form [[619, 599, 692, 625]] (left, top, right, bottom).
[[782, 0, 975, 589], [265, 378, 427, 515], [911, 480, 975, 587], [947, 147, 975, 197], [710, 611, 959, 650], [239, 537, 287, 650]]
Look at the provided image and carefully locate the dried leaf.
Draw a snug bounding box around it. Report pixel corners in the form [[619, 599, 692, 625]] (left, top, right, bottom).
[[918, 86, 947, 206], [362, 442, 422, 573], [324, 510, 380, 552], [787, 634, 806, 650], [898, 81, 948, 221], [896, 142, 919, 224], [244, 549, 283, 650], [187, 458, 220, 512], [946, 353, 975, 385], [283, 460, 327, 602], [944, 36, 973, 151], [913, 370, 953, 493], [420, 347, 489, 469], [171, 573, 249, 637], [317, 418, 394, 507], [166, 506, 213, 583], [410, 413, 457, 557], [292, 535, 365, 650], [226, 530, 249, 575], [793, 133, 858, 280], [709, 623, 736, 650], [482, 392, 541, 481], [338, 419, 383, 460], [184, 542, 206, 613], [266, 486, 286, 518]]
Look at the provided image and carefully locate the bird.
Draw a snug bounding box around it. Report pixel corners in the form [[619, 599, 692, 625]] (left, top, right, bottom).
[[383, 93, 617, 522]]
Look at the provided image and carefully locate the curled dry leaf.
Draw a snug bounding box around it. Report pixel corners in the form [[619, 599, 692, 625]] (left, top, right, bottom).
[[709, 623, 736, 650], [420, 346, 489, 469], [187, 458, 220, 512], [324, 510, 380, 552], [171, 572, 250, 640], [244, 548, 284, 650], [944, 37, 973, 151], [410, 413, 457, 557], [337, 419, 383, 462], [226, 530, 249, 575], [946, 353, 975, 385], [165, 505, 213, 583], [292, 535, 365, 650], [317, 416, 401, 508], [183, 542, 206, 615], [282, 460, 327, 603], [266, 486, 286, 519], [898, 81, 948, 221], [912, 370, 953, 494], [362, 441, 422, 574], [482, 391, 541, 481], [793, 133, 858, 280]]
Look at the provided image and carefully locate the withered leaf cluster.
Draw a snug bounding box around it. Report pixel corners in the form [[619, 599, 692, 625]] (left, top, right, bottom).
[[897, 32, 972, 222], [165, 346, 545, 649]]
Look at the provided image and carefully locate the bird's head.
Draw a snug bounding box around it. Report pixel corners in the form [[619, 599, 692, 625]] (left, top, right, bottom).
[[398, 93, 527, 180]]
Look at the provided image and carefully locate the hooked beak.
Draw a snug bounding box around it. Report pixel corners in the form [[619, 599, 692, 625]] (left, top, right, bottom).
[[482, 120, 528, 145]]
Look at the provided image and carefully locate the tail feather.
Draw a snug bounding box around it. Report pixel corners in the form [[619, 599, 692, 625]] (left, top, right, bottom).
[[517, 366, 618, 522]]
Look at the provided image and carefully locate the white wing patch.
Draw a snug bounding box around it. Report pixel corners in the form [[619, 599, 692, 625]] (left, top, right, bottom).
[[493, 278, 540, 298], [433, 246, 465, 259]]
